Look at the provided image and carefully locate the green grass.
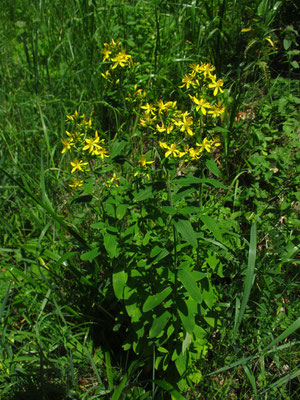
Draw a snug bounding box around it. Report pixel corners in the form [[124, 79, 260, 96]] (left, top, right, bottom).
[[0, 1, 299, 399]]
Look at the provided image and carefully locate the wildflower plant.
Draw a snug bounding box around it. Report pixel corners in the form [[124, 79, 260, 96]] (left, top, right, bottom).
[[61, 110, 111, 189], [60, 40, 229, 391]]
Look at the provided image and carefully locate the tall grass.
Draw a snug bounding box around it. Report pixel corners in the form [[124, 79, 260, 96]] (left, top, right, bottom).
[[0, 0, 299, 398]]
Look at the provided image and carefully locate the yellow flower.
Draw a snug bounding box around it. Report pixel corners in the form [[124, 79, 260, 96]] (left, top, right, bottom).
[[189, 95, 211, 115], [156, 123, 166, 133], [180, 111, 194, 136], [159, 142, 185, 158], [159, 141, 168, 149], [69, 178, 84, 189], [65, 110, 79, 122], [61, 138, 75, 154], [208, 79, 224, 96], [166, 124, 174, 134], [187, 146, 201, 160], [190, 63, 203, 74], [102, 43, 111, 62], [179, 72, 197, 89], [139, 113, 157, 127], [70, 159, 88, 173], [241, 28, 252, 33], [102, 47, 112, 62], [199, 62, 215, 78], [110, 38, 120, 49], [157, 100, 169, 114], [176, 112, 194, 136], [208, 102, 225, 118], [165, 143, 180, 158], [106, 173, 119, 187], [82, 131, 102, 154], [165, 100, 177, 109], [138, 155, 154, 167], [196, 137, 212, 153], [101, 70, 111, 80], [111, 50, 132, 69], [94, 147, 110, 160], [84, 117, 92, 128], [141, 103, 156, 116], [264, 36, 275, 47], [66, 130, 84, 141], [212, 138, 221, 147]]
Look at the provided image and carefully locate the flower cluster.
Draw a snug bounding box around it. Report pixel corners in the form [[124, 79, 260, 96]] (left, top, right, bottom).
[[101, 39, 133, 84], [63, 43, 227, 191], [181, 63, 225, 115], [61, 111, 111, 189], [130, 62, 225, 164]]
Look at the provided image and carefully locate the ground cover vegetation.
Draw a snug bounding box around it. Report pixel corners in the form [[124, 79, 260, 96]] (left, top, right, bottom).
[[0, 0, 299, 398]]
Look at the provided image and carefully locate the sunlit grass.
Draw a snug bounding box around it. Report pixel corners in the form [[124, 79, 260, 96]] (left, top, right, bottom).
[[0, 1, 299, 399]]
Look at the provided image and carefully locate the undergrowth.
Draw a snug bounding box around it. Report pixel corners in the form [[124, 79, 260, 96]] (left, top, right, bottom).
[[0, 1, 299, 399]]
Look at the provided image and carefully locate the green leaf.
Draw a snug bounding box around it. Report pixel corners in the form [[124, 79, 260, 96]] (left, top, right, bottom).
[[291, 60, 299, 69], [178, 298, 196, 334], [91, 221, 105, 229], [178, 269, 202, 304], [154, 381, 186, 400], [116, 204, 127, 220], [149, 311, 171, 338], [143, 287, 172, 312], [205, 178, 227, 189], [134, 187, 154, 201], [151, 248, 169, 264], [80, 247, 100, 261], [202, 279, 217, 309], [104, 202, 115, 218], [173, 187, 196, 202], [150, 246, 164, 258], [283, 38, 291, 50], [182, 331, 192, 354], [104, 233, 118, 258], [142, 231, 151, 246], [173, 176, 226, 189], [206, 159, 222, 178], [180, 206, 201, 215], [175, 350, 188, 375], [173, 176, 203, 186], [113, 270, 128, 300], [200, 215, 223, 242], [110, 140, 128, 159], [173, 219, 197, 247], [171, 390, 186, 400], [161, 206, 177, 214]]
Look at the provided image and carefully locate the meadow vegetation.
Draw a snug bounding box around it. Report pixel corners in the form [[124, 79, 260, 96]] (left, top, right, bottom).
[[0, 0, 299, 399]]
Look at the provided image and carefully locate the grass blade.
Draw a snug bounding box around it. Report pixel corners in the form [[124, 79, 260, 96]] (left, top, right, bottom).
[[0, 282, 11, 320], [111, 360, 140, 400], [105, 351, 114, 392], [233, 222, 257, 339], [261, 368, 300, 393], [263, 317, 300, 352]]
